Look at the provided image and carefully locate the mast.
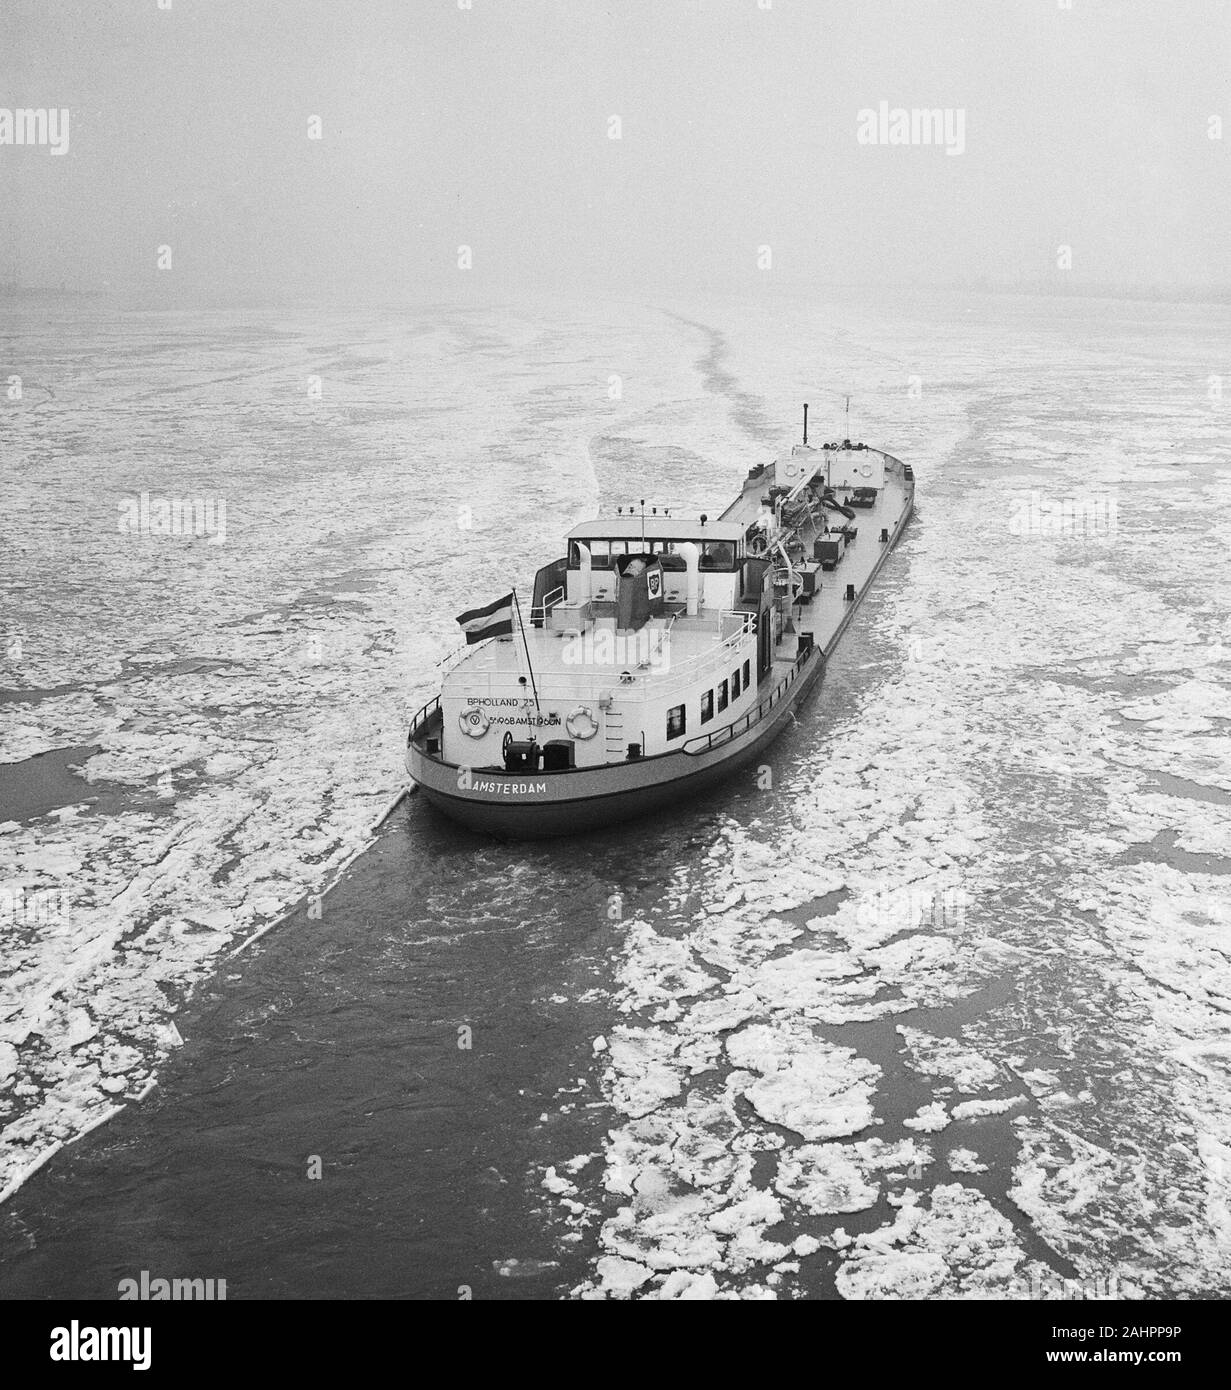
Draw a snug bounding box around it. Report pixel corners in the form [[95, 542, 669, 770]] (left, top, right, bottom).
[[511, 588, 543, 727]]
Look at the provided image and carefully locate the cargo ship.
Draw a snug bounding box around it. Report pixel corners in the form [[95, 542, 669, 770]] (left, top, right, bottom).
[[406, 413, 915, 837]]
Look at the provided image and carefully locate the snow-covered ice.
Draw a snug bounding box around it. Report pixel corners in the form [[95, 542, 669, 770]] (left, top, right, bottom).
[[4, 295, 1229, 1300], [536, 294, 1231, 1299]]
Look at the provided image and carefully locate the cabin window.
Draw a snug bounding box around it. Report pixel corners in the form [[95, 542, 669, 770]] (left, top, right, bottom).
[[609, 540, 628, 559], [667, 704, 686, 739], [743, 659, 751, 689], [698, 540, 736, 571], [732, 667, 741, 698], [717, 679, 729, 713], [700, 690, 714, 724], [589, 539, 611, 569]]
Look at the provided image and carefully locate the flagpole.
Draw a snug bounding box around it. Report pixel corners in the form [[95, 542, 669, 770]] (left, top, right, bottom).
[[511, 588, 543, 726]]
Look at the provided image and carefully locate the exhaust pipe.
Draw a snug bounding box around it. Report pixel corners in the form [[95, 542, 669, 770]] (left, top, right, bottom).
[[678, 541, 700, 616], [575, 542, 592, 604]]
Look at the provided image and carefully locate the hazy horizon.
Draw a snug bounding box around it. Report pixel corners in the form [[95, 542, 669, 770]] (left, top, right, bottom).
[[2, 0, 1229, 305]]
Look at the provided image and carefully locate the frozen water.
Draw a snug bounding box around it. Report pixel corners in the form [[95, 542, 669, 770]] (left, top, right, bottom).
[[3, 293, 1229, 1301], [537, 291, 1231, 1299]]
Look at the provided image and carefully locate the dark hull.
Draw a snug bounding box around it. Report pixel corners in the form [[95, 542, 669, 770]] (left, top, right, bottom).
[[410, 651, 824, 838]]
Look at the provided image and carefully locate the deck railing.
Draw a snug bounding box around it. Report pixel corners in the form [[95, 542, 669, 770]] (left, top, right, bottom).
[[411, 643, 820, 761], [408, 695, 441, 743], [426, 609, 756, 705], [530, 586, 565, 624], [639, 611, 755, 700], [682, 644, 815, 755]]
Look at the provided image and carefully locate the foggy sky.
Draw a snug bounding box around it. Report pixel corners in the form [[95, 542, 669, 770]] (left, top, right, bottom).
[[2, 0, 1229, 303]]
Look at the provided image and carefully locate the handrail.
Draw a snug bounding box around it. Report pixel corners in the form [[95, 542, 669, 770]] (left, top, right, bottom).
[[437, 611, 756, 705], [424, 608, 757, 709], [682, 646, 813, 755], [530, 586, 565, 623], [410, 644, 821, 766], [435, 643, 473, 677], [639, 612, 755, 700], [408, 695, 441, 742]]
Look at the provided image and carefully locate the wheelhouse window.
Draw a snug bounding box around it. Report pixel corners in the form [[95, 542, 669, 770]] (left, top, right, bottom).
[[573, 535, 738, 572], [700, 690, 714, 724], [742, 659, 751, 689], [666, 704, 686, 740], [698, 540, 737, 571], [732, 667, 741, 698], [717, 678, 729, 713]]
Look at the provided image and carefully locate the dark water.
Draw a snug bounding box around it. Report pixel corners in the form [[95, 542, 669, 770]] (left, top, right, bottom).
[[0, 595, 903, 1301], [0, 746, 100, 822], [0, 766, 768, 1300], [0, 526, 926, 1301]]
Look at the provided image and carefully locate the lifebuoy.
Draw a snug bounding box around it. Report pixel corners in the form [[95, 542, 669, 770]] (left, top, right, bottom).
[[566, 705, 599, 740], [860, 463, 873, 478], [459, 706, 490, 737]]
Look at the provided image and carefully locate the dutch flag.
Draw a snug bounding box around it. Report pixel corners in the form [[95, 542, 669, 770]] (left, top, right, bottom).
[[455, 592, 515, 644]]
